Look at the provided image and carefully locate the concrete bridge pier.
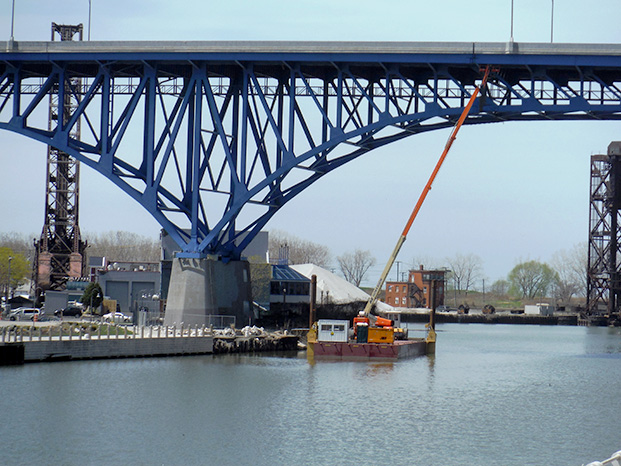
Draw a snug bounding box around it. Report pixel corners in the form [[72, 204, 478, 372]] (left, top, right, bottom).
[[164, 257, 253, 328]]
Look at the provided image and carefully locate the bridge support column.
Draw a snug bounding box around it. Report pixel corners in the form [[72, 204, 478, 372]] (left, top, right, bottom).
[[164, 257, 253, 328]]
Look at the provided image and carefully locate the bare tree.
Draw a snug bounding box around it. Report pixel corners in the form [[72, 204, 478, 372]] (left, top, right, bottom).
[[410, 255, 441, 271], [550, 242, 588, 304], [85, 231, 160, 262], [337, 249, 376, 287], [0, 232, 36, 263], [490, 279, 509, 296], [445, 253, 483, 295], [268, 230, 331, 267]]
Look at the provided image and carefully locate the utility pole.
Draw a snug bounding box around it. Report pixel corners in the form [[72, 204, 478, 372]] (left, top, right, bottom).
[[5, 256, 12, 316], [510, 0, 514, 42], [551, 0, 555, 43]]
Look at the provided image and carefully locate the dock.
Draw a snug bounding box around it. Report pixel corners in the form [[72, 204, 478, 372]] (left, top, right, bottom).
[[0, 322, 300, 365]]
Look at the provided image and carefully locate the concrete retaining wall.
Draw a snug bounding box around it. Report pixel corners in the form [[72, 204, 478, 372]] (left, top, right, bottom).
[[22, 336, 213, 362], [0, 325, 213, 363]]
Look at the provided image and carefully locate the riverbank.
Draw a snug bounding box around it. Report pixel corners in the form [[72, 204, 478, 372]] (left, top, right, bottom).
[[398, 310, 579, 325]]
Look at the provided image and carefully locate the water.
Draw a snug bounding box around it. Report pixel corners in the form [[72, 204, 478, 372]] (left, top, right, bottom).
[[1, 324, 620, 466]]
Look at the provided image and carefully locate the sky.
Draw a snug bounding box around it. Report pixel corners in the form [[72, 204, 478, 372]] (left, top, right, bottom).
[[1, 0, 621, 288]]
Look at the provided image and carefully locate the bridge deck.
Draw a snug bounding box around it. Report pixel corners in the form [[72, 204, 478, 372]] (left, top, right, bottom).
[[3, 40, 621, 63]]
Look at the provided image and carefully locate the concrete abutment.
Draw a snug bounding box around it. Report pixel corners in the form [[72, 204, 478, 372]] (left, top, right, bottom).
[[164, 257, 253, 328]]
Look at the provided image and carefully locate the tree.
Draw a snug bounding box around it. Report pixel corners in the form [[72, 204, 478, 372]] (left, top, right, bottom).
[[80, 282, 104, 314], [0, 232, 36, 264], [490, 279, 510, 296], [0, 247, 30, 298], [550, 242, 588, 301], [445, 253, 483, 295], [337, 249, 376, 287], [508, 260, 557, 299], [85, 231, 160, 262], [410, 255, 440, 271], [268, 230, 331, 267]]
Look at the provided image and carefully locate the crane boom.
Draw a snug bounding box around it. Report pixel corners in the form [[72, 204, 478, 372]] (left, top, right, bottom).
[[362, 66, 493, 319]]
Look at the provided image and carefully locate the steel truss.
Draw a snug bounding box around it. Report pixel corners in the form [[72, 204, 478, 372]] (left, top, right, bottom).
[[587, 144, 621, 316], [3, 43, 621, 259], [33, 24, 87, 293]]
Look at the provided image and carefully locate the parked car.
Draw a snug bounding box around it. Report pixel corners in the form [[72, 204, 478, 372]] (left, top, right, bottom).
[[54, 306, 83, 318], [9, 307, 41, 321], [436, 305, 451, 312], [102, 311, 132, 323]]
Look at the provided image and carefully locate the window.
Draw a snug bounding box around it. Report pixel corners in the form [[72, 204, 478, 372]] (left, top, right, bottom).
[[334, 325, 345, 332], [395, 297, 399, 304], [388, 285, 393, 291], [402, 297, 406, 304], [321, 324, 332, 331]]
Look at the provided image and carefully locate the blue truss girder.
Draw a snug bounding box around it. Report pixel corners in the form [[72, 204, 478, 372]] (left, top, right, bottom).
[[2, 42, 621, 259]]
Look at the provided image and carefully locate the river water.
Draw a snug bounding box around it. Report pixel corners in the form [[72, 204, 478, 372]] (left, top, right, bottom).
[[1, 324, 619, 466]]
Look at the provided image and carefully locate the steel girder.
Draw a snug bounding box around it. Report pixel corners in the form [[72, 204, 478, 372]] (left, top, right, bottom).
[[587, 150, 621, 315], [3, 43, 621, 259]]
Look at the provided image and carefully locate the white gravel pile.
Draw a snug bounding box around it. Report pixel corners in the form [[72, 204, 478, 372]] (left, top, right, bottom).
[[291, 263, 393, 311]]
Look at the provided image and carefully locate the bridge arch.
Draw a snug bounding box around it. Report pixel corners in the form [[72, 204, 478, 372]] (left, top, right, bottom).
[[2, 41, 621, 259]]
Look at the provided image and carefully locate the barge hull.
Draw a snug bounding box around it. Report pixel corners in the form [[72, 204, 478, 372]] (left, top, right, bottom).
[[309, 339, 427, 361]]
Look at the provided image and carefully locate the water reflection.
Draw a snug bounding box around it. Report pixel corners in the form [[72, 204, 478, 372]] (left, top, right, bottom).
[[363, 362, 394, 377], [584, 326, 621, 355], [1, 325, 619, 466]]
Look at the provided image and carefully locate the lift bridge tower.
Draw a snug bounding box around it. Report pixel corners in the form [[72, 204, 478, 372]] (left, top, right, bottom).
[[33, 23, 87, 296], [587, 142, 621, 320]]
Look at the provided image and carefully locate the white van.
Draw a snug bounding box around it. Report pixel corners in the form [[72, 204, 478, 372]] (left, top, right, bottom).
[[9, 308, 41, 321]]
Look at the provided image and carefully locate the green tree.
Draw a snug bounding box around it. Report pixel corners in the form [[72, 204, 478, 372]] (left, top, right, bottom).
[[80, 282, 104, 314], [508, 260, 557, 299], [0, 247, 30, 297]]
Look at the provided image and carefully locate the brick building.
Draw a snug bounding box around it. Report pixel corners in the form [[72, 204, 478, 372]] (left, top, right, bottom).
[[385, 266, 446, 309]]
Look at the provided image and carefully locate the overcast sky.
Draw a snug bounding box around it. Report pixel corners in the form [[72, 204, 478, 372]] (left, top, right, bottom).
[[1, 0, 621, 287]]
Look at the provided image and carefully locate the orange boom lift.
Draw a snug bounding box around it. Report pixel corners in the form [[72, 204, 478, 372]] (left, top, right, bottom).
[[359, 66, 494, 347]]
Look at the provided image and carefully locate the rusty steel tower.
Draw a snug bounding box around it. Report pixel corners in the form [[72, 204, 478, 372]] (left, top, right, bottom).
[[587, 142, 621, 317], [33, 23, 87, 294]]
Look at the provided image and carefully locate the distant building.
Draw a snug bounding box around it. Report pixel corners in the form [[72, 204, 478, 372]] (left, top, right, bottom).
[[385, 266, 446, 309], [270, 264, 311, 305], [524, 303, 555, 316], [88, 256, 107, 282], [96, 261, 161, 315]]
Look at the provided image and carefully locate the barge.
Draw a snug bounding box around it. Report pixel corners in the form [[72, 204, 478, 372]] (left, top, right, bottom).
[[307, 315, 434, 361]]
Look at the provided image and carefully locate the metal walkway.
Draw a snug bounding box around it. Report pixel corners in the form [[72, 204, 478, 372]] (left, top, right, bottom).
[[2, 41, 621, 258]]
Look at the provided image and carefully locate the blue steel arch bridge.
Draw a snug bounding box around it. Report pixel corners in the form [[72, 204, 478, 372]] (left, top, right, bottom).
[[2, 41, 621, 261]]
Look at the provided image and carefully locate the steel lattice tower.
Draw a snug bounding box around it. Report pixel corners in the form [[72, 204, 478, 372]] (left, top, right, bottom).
[[587, 142, 621, 317], [33, 23, 87, 294]]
